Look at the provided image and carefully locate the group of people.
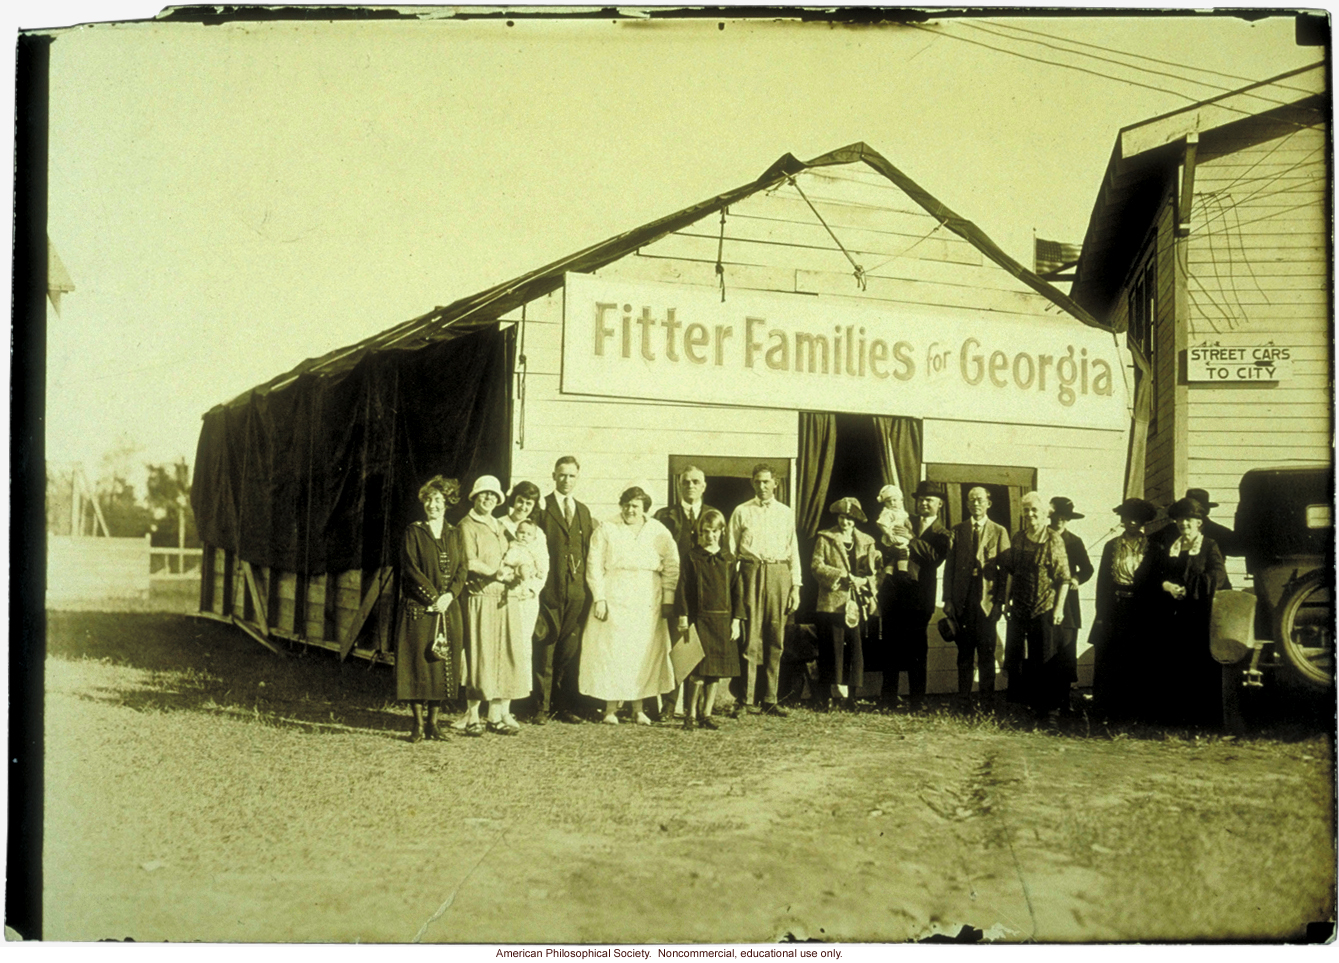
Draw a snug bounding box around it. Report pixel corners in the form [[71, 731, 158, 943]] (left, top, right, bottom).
[[393, 457, 803, 741], [393, 455, 1235, 741]]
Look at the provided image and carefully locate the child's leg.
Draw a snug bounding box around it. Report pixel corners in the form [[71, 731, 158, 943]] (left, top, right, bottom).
[[702, 681, 719, 717], [683, 680, 701, 719]]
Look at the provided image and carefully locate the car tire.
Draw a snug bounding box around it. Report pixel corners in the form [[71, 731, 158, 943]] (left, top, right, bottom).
[[1274, 569, 1333, 690]]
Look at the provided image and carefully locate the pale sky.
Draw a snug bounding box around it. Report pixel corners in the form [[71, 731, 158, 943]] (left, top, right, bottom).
[[32, 4, 1322, 474]]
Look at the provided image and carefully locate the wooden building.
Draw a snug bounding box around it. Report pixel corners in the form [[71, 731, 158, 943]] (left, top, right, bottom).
[[1069, 63, 1330, 584], [193, 143, 1130, 694]]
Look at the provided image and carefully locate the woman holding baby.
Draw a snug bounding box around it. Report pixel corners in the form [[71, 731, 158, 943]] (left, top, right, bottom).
[[457, 475, 533, 736]]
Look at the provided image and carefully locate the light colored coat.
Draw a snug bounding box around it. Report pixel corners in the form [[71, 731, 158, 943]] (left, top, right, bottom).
[[811, 527, 880, 614]]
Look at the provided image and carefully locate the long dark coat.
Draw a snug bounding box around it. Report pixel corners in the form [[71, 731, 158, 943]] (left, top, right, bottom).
[[1136, 535, 1228, 726], [395, 521, 466, 701]]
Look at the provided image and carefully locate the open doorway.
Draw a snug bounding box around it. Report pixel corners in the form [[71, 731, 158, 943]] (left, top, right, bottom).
[[925, 463, 1037, 533], [824, 414, 889, 535], [665, 454, 791, 522]]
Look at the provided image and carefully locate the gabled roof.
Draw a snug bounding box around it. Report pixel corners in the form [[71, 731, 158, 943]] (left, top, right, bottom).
[[224, 142, 1099, 409], [1070, 62, 1327, 323]]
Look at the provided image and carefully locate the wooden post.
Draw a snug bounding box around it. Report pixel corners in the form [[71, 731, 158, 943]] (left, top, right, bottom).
[[178, 504, 186, 574], [241, 561, 269, 634], [339, 567, 392, 661]]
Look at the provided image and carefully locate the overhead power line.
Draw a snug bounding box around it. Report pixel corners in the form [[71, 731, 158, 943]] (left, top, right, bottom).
[[960, 20, 1305, 112], [908, 22, 1323, 132], [982, 19, 1319, 97]]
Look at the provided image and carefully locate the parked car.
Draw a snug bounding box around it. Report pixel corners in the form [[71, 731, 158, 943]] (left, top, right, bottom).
[[1232, 464, 1333, 690]]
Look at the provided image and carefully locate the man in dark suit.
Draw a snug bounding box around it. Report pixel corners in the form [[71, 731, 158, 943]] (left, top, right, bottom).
[[942, 487, 1010, 708], [880, 480, 951, 710], [654, 465, 712, 556], [652, 465, 713, 720], [531, 455, 594, 724]]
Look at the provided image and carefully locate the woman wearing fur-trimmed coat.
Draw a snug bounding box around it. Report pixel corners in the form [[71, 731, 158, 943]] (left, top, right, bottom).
[[811, 497, 881, 710]]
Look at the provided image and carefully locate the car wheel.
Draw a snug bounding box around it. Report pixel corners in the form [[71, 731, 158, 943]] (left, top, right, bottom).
[[1275, 570, 1333, 689]]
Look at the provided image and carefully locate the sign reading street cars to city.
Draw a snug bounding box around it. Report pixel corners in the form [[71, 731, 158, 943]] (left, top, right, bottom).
[[561, 272, 1129, 430], [1187, 344, 1293, 382]]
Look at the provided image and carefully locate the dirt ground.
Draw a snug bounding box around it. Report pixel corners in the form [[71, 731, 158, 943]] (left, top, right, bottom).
[[41, 610, 1335, 944]]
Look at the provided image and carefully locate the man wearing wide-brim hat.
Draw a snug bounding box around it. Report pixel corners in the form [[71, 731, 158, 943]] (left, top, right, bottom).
[[877, 479, 951, 710], [1151, 487, 1240, 582]]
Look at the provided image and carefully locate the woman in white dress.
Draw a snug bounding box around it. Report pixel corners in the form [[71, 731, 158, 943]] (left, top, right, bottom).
[[581, 486, 680, 725]]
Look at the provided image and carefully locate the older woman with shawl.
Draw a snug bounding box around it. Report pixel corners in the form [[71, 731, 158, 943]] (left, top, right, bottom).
[[992, 491, 1071, 725]]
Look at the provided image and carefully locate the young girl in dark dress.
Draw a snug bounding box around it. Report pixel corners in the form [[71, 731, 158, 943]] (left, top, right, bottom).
[[674, 509, 742, 730]]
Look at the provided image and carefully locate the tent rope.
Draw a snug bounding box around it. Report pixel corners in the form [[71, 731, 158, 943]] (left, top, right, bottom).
[[788, 175, 867, 290], [715, 207, 728, 302]]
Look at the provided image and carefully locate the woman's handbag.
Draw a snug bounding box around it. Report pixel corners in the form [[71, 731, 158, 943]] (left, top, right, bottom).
[[429, 610, 453, 668]]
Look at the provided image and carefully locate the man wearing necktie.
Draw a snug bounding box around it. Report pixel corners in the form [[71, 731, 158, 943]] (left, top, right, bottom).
[[653, 465, 715, 719], [532, 455, 594, 724], [727, 463, 802, 717], [942, 487, 1010, 708]]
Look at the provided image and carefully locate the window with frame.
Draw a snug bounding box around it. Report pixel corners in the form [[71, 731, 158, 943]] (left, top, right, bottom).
[[1128, 257, 1158, 435]]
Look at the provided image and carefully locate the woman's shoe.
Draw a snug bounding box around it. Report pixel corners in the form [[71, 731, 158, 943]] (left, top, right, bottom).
[[682, 715, 695, 731], [463, 721, 487, 737], [409, 726, 424, 743], [423, 723, 440, 740], [697, 716, 720, 731], [450, 717, 469, 731], [635, 712, 653, 726], [602, 713, 620, 725], [489, 720, 520, 736]]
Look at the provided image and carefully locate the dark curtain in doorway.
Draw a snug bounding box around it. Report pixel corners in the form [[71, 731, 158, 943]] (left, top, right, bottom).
[[797, 411, 837, 540], [873, 416, 923, 497]]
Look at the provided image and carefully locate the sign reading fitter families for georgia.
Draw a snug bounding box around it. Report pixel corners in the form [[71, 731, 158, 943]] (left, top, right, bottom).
[[560, 273, 1129, 430]]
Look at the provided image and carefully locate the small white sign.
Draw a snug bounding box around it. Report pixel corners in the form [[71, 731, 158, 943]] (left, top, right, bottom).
[[561, 273, 1129, 430], [1187, 344, 1292, 382]]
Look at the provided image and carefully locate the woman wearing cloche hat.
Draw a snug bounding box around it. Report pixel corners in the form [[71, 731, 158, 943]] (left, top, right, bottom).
[[1089, 498, 1157, 720], [1136, 496, 1229, 727], [811, 497, 880, 711]]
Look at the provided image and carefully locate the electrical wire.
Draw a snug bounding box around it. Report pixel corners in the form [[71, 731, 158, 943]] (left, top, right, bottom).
[[961, 20, 1303, 112], [909, 22, 1323, 132], [978, 19, 1321, 99]]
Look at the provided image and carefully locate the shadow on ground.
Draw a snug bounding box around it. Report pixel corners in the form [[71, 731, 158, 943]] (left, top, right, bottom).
[[46, 610, 407, 738]]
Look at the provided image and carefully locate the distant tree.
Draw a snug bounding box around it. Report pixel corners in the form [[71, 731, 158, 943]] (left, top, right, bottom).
[[145, 459, 198, 548], [95, 473, 153, 538]]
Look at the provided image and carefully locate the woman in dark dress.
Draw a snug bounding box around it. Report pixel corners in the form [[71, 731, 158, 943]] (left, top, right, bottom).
[[811, 497, 880, 712], [1090, 497, 1157, 720], [395, 475, 466, 742], [1048, 497, 1095, 705], [674, 508, 742, 730], [1137, 496, 1229, 727]]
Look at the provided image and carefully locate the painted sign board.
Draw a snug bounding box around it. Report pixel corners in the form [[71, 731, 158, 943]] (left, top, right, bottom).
[[1187, 344, 1292, 382], [561, 272, 1128, 430]]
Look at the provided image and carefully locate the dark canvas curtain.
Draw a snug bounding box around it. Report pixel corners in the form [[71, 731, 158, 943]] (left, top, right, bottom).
[[797, 411, 837, 541], [872, 416, 923, 496], [192, 325, 513, 575]]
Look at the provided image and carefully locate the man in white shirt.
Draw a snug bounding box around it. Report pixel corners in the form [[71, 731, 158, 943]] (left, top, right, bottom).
[[727, 463, 802, 717]]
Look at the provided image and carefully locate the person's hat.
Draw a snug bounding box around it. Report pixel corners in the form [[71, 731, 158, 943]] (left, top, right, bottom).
[[1112, 498, 1158, 524], [468, 475, 505, 500], [876, 484, 901, 504], [937, 615, 958, 642], [1185, 487, 1219, 509], [828, 497, 867, 523], [1167, 497, 1208, 520], [1048, 496, 1085, 520], [913, 480, 947, 500]]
